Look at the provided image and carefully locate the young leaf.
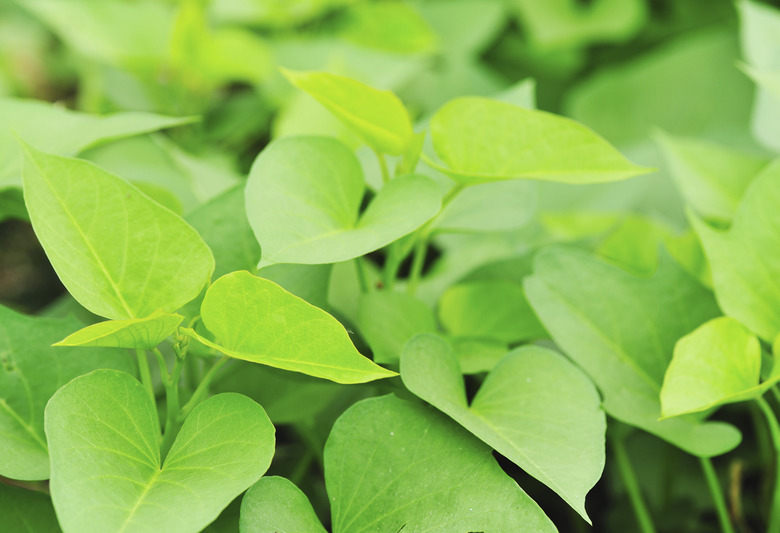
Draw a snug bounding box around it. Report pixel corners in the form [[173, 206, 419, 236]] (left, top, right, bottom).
[[691, 161, 780, 341], [524, 247, 741, 457], [46, 369, 275, 533], [661, 317, 774, 418], [428, 96, 649, 184], [325, 395, 557, 532], [434, 180, 537, 232], [183, 271, 396, 384], [283, 70, 414, 155], [245, 136, 440, 266], [357, 291, 437, 364], [0, 305, 133, 480], [21, 143, 215, 320], [54, 310, 183, 350], [0, 483, 60, 533], [1, 97, 193, 187], [401, 335, 605, 522], [655, 131, 767, 221], [240, 477, 327, 533], [438, 280, 546, 343]]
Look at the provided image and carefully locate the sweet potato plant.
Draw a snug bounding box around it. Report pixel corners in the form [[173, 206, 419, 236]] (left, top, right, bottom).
[[2, 1, 780, 532]]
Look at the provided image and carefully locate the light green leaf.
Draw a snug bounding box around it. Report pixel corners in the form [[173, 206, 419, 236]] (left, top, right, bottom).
[[0, 483, 60, 533], [54, 310, 183, 350], [595, 215, 675, 276], [240, 477, 327, 533], [0, 305, 133, 480], [357, 291, 437, 365], [338, 1, 436, 55], [524, 247, 741, 457], [46, 369, 275, 533], [184, 271, 396, 384], [401, 335, 604, 522], [691, 161, 780, 342], [655, 132, 768, 222], [428, 97, 649, 185], [438, 280, 546, 343], [21, 143, 215, 320], [283, 70, 414, 155], [0, 98, 194, 187], [246, 136, 440, 266], [661, 317, 773, 418], [325, 395, 557, 532], [434, 180, 537, 233], [449, 337, 508, 374]]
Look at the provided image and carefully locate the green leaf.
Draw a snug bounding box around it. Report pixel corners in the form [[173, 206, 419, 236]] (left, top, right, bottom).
[[0, 483, 60, 533], [338, 1, 436, 55], [434, 180, 537, 232], [401, 335, 605, 522], [691, 161, 780, 341], [239, 477, 327, 533], [54, 310, 183, 350], [595, 215, 675, 276], [21, 142, 215, 320], [524, 247, 741, 457], [45, 369, 275, 533], [660, 317, 774, 418], [357, 291, 437, 365], [184, 271, 396, 384], [655, 132, 768, 222], [449, 337, 508, 374], [0, 305, 133, 480], [283, 70, 414, 155], [246, 136, 440, 266], [325, 395, 557, 532], [428, 96, 649, 185], [438, 280, 546, 343], [1, 98, 194, 187]]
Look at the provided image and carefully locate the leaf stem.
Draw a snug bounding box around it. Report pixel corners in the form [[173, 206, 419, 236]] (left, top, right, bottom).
[[382, 241, 401, 290], [700, 457, 735, 533], [178, 355, 230, 422], [406, 232, 428, 296], [611, 434, 656, 533], [151, 347, 170, 387], [135, 349, 155, 406], [757, 395, 780, 532], [159, 356, 183, 461], [374, 149, 391, 184], [354, 257, 370, 293]]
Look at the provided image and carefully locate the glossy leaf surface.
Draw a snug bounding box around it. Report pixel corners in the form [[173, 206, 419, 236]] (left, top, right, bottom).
[[185, 271, 396, 384]]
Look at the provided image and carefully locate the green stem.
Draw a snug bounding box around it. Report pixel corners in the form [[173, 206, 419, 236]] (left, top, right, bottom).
[[772, 386, 780, 408], [700, 457, 735, 533], [374, 149, 390, 184], [406, 232, 428, 296], [354, 257, 370, 293], [382, 242, 400, 290], [151, 347, 170, 387], [178, 356, 230, 422], [135, 349, 155, 406], [612, 434, 657, 533], [159, 355, 184, 461], [757, 396, 780, 533]]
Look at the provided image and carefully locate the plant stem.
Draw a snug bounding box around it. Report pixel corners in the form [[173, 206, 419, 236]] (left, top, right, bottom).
[[700, 457, 735, 533], [354, 257, 370, 293], [611, 434, 657, 533], [406, 232, 428, 296], [135, 349, 155, 406], [157, 349, 186, 461], [382, 242, 400, 290], [374, 149, 390, 184], [178, 355, 230, 422], [757, 395, 780, 532]]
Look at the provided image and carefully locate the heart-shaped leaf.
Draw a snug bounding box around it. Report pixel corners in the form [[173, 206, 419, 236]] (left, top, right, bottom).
[[240, 395, 556, 532], [54, 310, 183, 350], [428, 96, 649, 184], [245, 136, 440, 266], [21, 142, 215, 320], [401, 334, 605, 522], [45, 369, 275, 533], [0, 305, 133, 480], [183, 271, 396, 384], [283, 70, 414, 155], [1, 97, 193, 187], [524, 247, 742, 457], [691, 161, 780, 341], [240, 477, 327, 533], [661, 317, 779, 418]]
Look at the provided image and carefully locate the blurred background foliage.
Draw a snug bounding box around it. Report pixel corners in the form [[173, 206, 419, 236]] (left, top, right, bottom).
[[3, 1, 780, 530]]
